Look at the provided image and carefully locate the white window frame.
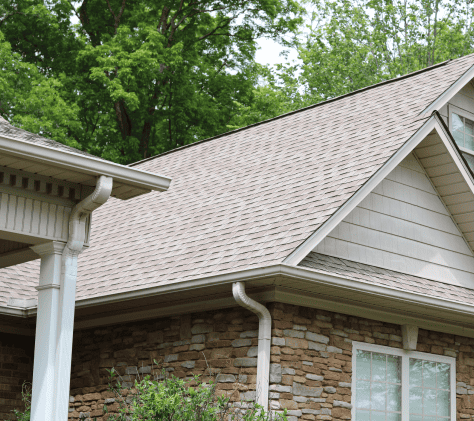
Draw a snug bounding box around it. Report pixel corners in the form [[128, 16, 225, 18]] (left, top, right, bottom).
[[448, 103, 474, 157], [352, 341, 456, 421]]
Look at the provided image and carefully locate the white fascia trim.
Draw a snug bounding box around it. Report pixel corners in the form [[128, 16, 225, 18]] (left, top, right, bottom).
[[0, 135, 171, 193], [279, 264, 474, 318], [421, 64, 474, 117], [24, 265, 285, 316], [283, 116, 438, 266]]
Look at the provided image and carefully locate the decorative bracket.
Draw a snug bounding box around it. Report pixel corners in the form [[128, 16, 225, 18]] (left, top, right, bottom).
[[401, 325, 419, 351]]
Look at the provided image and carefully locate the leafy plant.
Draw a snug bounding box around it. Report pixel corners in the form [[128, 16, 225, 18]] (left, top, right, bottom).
[[105, 363, 287, 421], [11, 382, 31, 421]]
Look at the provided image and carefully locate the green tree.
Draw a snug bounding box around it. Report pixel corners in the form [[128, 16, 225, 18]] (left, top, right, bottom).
[[294, 0, 474, 102], [1, 0, 303, 163]]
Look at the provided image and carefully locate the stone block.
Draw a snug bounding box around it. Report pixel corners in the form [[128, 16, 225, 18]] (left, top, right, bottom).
[[234, 358, 258, 367], [270, 363, 282, 383], [334, 400, 352, 409], [306, 374, 323, 381], [192, 334, 206, 343], [305, 332, 329, 344], [181, 361, 195, 369], [280, 399, 298, 410], [240, 331, 258, 338], [286, 338, 308, 349], [293, 383, 323, 397], [284, 329, 305, 339], [216, 374, 236, 383], [308, 342, 326, 351], [324, 386, 336, 394], [180, 315, 192, 340], [191, 324, 213, 334], [247, 346, 258, 357], [164, 354, 178, 363], [272, 337, 285, 346], [232, 338, 252, 348], [138, 366, 151, 374], [125, 366, 138, 375], [190, 344, 205, 351], [282, 367, 296, 375]]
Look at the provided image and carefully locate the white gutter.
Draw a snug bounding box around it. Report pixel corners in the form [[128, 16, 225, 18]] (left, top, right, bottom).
[[233, 281, 271, 412], [0, 134, 171, 192]]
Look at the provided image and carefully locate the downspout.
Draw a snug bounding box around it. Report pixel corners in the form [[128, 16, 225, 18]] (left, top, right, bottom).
[[53, 175, 113, 420], [232, 282, 271, 412]]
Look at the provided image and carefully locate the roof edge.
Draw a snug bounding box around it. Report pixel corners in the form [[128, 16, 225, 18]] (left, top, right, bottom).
[[0, 134, 172, 196], [130, 60, 451, 168]]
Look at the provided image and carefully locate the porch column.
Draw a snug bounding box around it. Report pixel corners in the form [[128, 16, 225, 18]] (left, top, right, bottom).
[[30, 241, 66, 421]]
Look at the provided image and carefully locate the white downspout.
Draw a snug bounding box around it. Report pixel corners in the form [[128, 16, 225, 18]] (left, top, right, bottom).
[[53, 175, 113, 420], [232, 282, 271, 412]]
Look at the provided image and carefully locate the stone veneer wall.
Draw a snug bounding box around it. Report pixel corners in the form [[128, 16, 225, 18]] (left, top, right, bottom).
[[68, 308, 260, 420], [269, 302, 474, 421], [0, 333, 34, 421], [10, 301, 472, 421]]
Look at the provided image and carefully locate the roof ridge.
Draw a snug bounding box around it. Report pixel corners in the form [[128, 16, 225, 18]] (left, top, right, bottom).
[[130, 58, 452, 167]]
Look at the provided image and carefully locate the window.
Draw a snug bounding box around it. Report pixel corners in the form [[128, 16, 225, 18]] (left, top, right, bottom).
[[352, 342, 456, 421], [449, 105, 474, 171]]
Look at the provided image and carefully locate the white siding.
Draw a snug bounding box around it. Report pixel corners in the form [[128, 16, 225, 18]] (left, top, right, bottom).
[[314, 153, 474, 288]]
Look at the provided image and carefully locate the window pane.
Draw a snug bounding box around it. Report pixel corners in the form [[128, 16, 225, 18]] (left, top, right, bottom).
[[356, 410, 371, 421], [453, 130, 465, 147], [372, 382, 387, 409], [423, 388, 436, 416], [357, 350, 371, 380], [437, 389, 450, 417], [466, 135, 474, 150], [355, 350, 401, 421], [423, 361, 437, 389], [387, 384, 401, 412], [437, 363, 450, 390], [372, 411, 386, 421], [373, 353, 386, 382], [357, 380, 371, 409], [466, 120, 474, 136], [387, 355, 400, 383], [387, 413, 401, 421], [410, 359, 423, 388], [410, 386, 423, 414], [409, 359, 451, 419], [410, 416, 423, 421], [453, 113, 464, 132]]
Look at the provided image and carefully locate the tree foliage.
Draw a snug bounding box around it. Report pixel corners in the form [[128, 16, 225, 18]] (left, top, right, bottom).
[[0, 0, 302, 163], [296, 0, 474, 102]]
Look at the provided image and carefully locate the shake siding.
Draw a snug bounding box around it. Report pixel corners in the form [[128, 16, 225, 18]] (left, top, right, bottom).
[[313, 153, 474, 288]]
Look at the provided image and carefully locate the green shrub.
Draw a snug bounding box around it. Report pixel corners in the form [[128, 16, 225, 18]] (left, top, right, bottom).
[[11, 383, 31, 421], [106, 367, 287, 421]]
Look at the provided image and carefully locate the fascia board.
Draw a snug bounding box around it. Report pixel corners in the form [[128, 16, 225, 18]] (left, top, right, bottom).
[[278, 264, 474, 318], [0, 134, 172, 193], [283, 116, 438, 266], [24, 265, 285, 316], [421, 64, 474, 117], [2, 262, 474, 326]]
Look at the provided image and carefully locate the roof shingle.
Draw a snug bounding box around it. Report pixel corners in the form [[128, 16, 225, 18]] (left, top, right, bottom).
[[2, 55, 474, 305]]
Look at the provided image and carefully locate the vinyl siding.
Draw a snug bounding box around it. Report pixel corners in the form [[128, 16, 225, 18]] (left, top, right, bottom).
[[313, 153, 474, 288]]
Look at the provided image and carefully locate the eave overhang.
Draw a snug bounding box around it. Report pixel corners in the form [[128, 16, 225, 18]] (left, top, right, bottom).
[[0, 134, 172, 200], [4, 263, 474, 339]]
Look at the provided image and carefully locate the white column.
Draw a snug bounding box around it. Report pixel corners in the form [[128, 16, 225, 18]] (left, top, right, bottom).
[[30, 241, 66, 421], [53, 248, 81, 420]]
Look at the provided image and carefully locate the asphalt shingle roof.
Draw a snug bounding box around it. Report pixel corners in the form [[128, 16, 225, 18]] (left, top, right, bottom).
[[299, 252, 474, 306], [2, 54, 474, 306], [0, 117, 106, 160]]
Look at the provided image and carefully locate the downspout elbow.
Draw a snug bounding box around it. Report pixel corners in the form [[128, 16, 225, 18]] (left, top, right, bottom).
[[233, 282, 271, 412], [66, 176, 113, 253]]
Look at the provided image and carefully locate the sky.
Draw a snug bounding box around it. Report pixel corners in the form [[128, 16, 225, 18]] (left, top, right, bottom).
[[255, 37, 300, 67]]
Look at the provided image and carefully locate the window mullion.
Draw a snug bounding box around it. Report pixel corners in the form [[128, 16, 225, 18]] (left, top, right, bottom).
[[402, 354, 410, 421]]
